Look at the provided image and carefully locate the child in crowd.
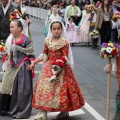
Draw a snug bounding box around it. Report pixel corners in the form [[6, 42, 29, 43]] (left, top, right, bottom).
[[66, 16, 78, 46], [28, 20, 85, 120]]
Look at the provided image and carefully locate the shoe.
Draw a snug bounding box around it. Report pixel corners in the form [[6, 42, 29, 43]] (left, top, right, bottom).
[[56, 112, 69, 119], [34, 111, 47, 120], [12, 116, 21, 119], [92, 44, 97, 49]]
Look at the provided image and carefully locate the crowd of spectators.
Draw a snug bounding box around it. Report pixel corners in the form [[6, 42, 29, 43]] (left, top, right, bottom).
[[22, 0, 102, 10]]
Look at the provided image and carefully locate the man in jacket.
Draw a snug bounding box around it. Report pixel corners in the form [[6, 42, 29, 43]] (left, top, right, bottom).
[[0, 0, 17, 43], [65, 0, 81, 26]]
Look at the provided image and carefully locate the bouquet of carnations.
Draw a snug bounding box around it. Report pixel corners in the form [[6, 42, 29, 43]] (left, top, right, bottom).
[[100, 42, 119, 59], [86, 4, 95, 12], [50, 57, 66, 83], [89, 30, 99, 38], [9, 9, 22, 21]]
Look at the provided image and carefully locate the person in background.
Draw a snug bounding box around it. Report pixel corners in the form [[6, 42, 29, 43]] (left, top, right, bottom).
[[111, 0, 120, 43], [78, 6, 90, 44], [44, 6, 52, 36], [95, 0, 113, 45], [49, 7, 61, 22], [65, 0, 81, 26], [15, 0, 32, 39], [59, 11, 65, 24], [89, 7, 98, 49], [0, 0, 17, 43], [79, 0, 85, 10], [59, 3, 65, 18], [66, 16, 78, 45], [85, 0, 91, 5]]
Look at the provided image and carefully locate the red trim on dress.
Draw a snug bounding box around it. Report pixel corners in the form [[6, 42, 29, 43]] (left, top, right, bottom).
[[29, 58, 35, 61], [13, 34, 24, 45], [16, 57, 28, 67]]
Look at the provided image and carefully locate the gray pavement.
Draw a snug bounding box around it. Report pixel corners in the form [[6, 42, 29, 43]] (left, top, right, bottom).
[[0, 19, 118, 120]]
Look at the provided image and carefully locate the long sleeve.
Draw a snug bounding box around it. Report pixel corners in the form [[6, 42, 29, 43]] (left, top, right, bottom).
[[76, 6, 81, 17], [38, 43, 48, 62], [65, 6, 69, 22], [43, 43, 48, 55], [79, 11, 88, 26], [95, 8, 100, 30]]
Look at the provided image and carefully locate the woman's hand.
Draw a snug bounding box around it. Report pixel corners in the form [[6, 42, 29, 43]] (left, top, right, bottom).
[[104, 64, 112, 73]]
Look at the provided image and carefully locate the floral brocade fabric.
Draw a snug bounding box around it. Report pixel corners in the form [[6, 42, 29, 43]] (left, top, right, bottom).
[[32, 38, 85, 112], [116, 57, 120, 88]]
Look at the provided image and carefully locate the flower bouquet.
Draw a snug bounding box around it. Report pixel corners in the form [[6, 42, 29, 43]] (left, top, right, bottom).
[[50, 57, 66, 83], [9, 9, 22, 21], [89, 30, 99, 38], [100, 42, 119, 58], [0, 42, 8, 62], [100, 41, 119, 120], [86, 4, 95, 13], [112, 11, 120, 22]]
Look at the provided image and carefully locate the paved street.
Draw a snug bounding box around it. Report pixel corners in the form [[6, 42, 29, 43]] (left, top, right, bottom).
[[0, 19, 118, 120]]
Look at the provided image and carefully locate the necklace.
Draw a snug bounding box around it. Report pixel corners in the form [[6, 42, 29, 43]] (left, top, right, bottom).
[[53, 36, 61, 39], [51, 36, 61, 43]]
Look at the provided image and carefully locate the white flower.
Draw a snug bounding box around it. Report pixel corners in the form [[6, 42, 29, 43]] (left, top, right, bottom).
[[56, 59, 64, 63], [106, 47, 113, 53], [50, 75, 56, 82]]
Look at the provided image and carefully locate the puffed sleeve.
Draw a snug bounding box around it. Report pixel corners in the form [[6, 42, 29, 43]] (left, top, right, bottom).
[[38, 43, 48, 63], [43, 43, 48, 55]]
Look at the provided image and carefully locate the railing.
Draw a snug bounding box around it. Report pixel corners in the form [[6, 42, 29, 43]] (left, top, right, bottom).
[[24, 6, 49, 22]]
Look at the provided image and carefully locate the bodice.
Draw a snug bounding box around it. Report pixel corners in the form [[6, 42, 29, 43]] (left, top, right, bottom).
[[43, 37, 69, 63], [48, 48, 62, 61]]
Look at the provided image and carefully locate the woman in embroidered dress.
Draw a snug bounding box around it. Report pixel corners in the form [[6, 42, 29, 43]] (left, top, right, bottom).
[[28, 20, 85, 120], [66, 16, 78, 46], [49, 8, 61, 23], [44, 7, 52, 37], [78, 6, 90, 44], [0, 19, 35, 119]]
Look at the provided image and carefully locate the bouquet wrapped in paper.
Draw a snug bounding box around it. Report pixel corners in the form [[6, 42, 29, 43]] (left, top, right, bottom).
[[50, 57, 66, 83], [100, 42, 119, 59], [89, 30, 99, 38]]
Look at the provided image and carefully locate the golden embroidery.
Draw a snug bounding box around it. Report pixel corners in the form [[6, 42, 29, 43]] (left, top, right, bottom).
[[34, 62, 64, 109], [45, 37, 68, 52]]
